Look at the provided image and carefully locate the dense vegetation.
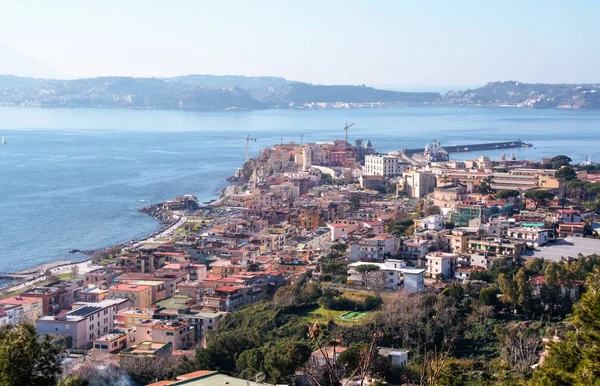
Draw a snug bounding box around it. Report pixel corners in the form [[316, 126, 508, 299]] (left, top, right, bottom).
[[169, 254, 600, 385]]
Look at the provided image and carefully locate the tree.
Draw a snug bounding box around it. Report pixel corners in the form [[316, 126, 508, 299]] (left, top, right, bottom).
[[495, 322, 541, 372], [542, 262, 561, 309], [555, 166, 577, 182], [424, 205, 441, 216], [338, 343, 368, 372], [0, 323, 63, 386], [262, 340, 312, 384], [70, 265, 80, 280], [350, 195, 361, 211], [330, 243, 348, 254], [525, 189, 554, 210], [495, 190, 520, 201], [550, 155, 572, 168], [530, 269, 600, 385], [354, 264, 380, 274], [121, 352, 180, 385], [477, 176, 495, 195], [498, 273, 518, 309], [516, 268, 532, 314], [479, 286, 500, 307]]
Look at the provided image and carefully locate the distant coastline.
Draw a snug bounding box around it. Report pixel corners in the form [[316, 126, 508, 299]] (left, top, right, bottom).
[[1, 75, 599, 111]]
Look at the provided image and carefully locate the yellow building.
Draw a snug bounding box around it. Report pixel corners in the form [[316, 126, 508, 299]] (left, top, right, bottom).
[[0, 296, 43, 322], [108, 284, 153, 309], [115, 308, 155, 329]]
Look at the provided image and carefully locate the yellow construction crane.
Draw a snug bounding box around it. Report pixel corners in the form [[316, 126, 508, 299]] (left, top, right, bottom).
[[344, 122, 355, 144]]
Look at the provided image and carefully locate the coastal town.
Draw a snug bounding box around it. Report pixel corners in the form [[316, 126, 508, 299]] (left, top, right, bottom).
[[2, 133, 600, 385]]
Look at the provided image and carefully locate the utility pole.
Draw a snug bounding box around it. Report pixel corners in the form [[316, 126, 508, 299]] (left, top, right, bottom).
[[246, 135, 257, 162], [300, 134, 304, 145]]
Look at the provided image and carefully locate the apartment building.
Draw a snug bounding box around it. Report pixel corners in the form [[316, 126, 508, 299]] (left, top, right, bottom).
[[108, 284, 153, 309], [36, 298, 129, 349], [468, 238, 527, 257], [134, 319, 194, 350], [425, 252, 458, 278], [0, 296, 43, 322], [348, 234, 400, 262], [364, 155, 409, 177], [403, 170, 437, 198]]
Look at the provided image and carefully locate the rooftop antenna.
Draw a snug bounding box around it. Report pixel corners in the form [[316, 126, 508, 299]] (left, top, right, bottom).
[[344, 122, 355, 144]]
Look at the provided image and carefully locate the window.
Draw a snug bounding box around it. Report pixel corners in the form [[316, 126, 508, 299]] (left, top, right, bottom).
[[166, 332, 174, 336]]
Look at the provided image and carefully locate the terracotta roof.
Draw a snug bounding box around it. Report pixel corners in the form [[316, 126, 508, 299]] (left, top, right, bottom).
[[109, 284, 151, 292]]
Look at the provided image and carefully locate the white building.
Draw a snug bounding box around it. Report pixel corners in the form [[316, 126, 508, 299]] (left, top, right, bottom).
[[425, 252, 458, 278], [379, 348, 410, 367], [36, 298, 129, 349], [506, 227, 551, 247], [348, 260, 425, 293], [326, 220, 359, 241], [0, 304, 23, 325], [400, 239, 429, 261], [348, 234, 400, 262], [364, 155, 409, 177], [469, 253, 495, 269], [414, 215, 445, 231]]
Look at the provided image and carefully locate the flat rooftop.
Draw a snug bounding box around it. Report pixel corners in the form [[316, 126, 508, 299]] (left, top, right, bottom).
[[524, 237, 600, 262]]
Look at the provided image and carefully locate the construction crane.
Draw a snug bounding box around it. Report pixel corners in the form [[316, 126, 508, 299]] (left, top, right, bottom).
[[211, 135, 257, 161], [344, 122, 355, 144], [245, 135, 257, 162]]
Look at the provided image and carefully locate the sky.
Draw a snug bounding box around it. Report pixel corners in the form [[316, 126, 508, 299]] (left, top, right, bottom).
[[0, 0, 599, 88]]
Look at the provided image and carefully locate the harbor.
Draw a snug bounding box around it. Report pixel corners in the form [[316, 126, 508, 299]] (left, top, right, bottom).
[[404, 140, 532, 155]]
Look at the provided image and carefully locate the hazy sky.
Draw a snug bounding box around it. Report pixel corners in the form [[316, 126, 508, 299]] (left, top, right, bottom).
[[1, 0, 599, 87]]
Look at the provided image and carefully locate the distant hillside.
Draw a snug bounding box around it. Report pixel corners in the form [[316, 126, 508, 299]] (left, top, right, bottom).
[[443, 81, 600, 108], [2, 75, 599, 111], [171, 74, 293, 89], [0, 75, 441, 111], [256, 83, 441, 107]]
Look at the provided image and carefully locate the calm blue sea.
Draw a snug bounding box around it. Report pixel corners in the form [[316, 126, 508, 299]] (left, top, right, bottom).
[[1, 106, 600, 273]]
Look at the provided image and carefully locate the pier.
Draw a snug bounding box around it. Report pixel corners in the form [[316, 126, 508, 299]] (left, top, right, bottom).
[[404, 140, 532, 155]]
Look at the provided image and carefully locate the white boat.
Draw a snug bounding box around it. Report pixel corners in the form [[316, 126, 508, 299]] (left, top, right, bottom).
[[1, 137, 5, 145]]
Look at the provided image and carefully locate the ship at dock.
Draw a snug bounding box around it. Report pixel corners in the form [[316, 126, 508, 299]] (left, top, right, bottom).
[[423, 140, 449, 162]]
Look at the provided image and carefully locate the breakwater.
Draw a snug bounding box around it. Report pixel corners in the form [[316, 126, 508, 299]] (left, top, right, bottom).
[[405, 140, 532, 155]]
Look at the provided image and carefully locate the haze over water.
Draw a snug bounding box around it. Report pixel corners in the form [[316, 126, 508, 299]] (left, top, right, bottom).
[[1, 106, 599, 273]]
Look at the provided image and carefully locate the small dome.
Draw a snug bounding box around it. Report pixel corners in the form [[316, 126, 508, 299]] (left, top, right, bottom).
[[364, 140, 373, 148], [388, 150, 402, 157]]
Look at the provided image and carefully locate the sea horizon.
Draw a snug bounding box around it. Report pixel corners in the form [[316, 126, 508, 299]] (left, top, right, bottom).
[[1, 105, 599, 275]]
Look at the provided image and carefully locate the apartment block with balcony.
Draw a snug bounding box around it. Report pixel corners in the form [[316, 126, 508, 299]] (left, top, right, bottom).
[[468, 238, 527, 257], [108, 284, 152, 309], [348, 234, 400, 262], [134, 319, 194, 351], [36, 298, 129, 349], [425, 252, 458, 279]]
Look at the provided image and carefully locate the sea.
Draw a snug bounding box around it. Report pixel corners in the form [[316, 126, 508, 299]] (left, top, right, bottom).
[[1, 106, 600, 278]]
